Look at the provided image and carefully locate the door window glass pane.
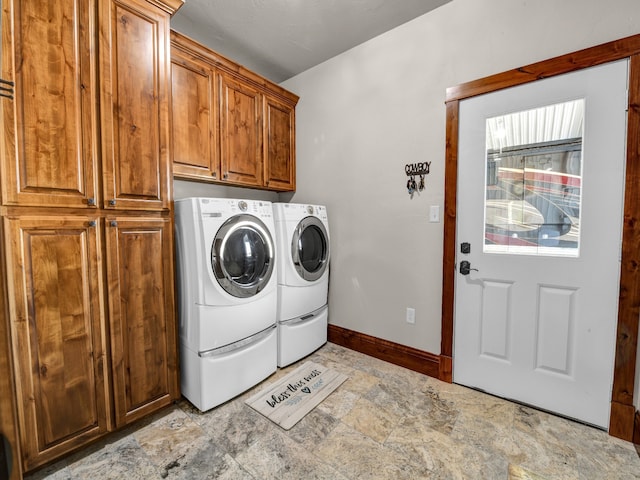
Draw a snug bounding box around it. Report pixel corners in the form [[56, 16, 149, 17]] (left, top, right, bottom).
[[484, 99, 584, 257]]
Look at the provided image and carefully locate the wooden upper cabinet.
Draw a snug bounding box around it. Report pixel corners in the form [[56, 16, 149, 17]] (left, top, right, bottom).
[[170, 31, 298, 191], [0, 0, 181, 209], [264, 95, 296, 191], [0, 0, 99, 208], [99, 0, 172, 211], [171, 48, 218, 180], [220, 73, 264, 187], [105, 216, 179, 427], [4, 215, 110, 471]]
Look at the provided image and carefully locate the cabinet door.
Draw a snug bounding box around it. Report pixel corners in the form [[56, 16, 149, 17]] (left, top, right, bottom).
[[4, 216, 110, 472], [99, 0, 171, 211], [219, 73, 263, 187], [0, 0, 99, 208], [0, 218, 22, 480], [171, 49, 218, 180], [264, 96, 296, 191], [105, 216, 178, 427]]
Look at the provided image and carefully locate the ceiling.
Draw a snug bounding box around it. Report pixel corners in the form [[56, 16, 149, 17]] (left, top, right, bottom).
[[171, 0, 452, 83]]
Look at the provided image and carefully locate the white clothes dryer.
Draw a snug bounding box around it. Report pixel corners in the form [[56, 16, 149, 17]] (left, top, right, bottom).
[[175, 197, 278, 411], [273, 203, 330, 367]]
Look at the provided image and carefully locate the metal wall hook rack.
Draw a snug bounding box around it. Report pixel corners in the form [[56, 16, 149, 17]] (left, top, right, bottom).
[[405, 162, 431, 196], [405, 162, 430, 176]]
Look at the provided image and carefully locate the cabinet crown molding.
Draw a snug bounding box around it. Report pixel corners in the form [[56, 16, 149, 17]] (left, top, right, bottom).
[[147, 0, 184, 15], [170, 30, 299, 107]]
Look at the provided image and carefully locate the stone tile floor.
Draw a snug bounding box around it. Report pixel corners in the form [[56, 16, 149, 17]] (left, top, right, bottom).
[[26, 343, 640, 479]]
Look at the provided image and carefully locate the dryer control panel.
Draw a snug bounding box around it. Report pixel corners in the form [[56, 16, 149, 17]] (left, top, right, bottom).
[[197, 197, 274, 220]]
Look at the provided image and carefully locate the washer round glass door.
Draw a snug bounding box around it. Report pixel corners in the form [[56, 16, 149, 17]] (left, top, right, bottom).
[[211, 214, 275, 298], [291, 216, 329, 281]]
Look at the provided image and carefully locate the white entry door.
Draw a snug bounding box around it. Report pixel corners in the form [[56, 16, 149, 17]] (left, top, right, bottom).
[[453, 59, 628, 429]]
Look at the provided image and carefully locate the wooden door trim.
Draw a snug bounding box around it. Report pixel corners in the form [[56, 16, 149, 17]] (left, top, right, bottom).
[[441, 34, 640, 441]]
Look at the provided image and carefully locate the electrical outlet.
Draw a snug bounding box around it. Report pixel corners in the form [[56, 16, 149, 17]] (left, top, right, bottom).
[[406, 307, 415, 324]]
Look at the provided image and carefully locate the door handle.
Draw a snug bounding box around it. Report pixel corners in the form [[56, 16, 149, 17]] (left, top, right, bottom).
[[459, 260, 478, 275]]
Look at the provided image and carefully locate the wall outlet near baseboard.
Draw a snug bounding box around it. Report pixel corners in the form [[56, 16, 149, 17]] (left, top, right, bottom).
[[406, 307, 415, 324]]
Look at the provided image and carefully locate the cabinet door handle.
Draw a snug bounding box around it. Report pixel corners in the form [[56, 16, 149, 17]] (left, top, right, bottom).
[[0, 79, 14, 99], [109, 199, 116, 206], [87, 197, 96, 206], [88, 220, 97, 227], [223, 173, 229, 179], [110, 220, 118, 227]]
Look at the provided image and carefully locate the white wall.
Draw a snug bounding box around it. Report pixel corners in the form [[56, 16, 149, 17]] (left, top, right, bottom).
[[280, 0, 640, 356], [173, 180, 279, 203], [172, 0, 640, 409]]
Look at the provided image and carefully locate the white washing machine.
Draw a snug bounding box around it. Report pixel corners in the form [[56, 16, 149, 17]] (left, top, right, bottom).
[[273, 203, 330, 367], [174, 197, 278, 411]]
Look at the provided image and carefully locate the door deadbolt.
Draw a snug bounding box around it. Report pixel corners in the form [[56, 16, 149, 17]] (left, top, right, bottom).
[[461, 242, 471, 254]]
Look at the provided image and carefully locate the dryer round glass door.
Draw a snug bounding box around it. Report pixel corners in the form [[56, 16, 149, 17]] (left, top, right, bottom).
[[291, 216, 329, 282], [211, 214, 275, 298]]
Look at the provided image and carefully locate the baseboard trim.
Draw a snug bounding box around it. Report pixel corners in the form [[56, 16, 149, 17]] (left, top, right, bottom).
[[327, 324, 442, 380]]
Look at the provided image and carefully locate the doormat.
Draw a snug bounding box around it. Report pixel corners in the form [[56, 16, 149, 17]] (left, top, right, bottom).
[[245, 361, 347, 430]]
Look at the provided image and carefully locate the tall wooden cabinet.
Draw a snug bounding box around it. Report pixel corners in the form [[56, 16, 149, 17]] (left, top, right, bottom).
[[0, 217, 20, 480], [170, 31, 298, 191], [0, 0, 182, 474], [106, 216, 176, 427], [0, 0, 99, 209], [3, 216, 111, 470], [100, 0, 173, 211]]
